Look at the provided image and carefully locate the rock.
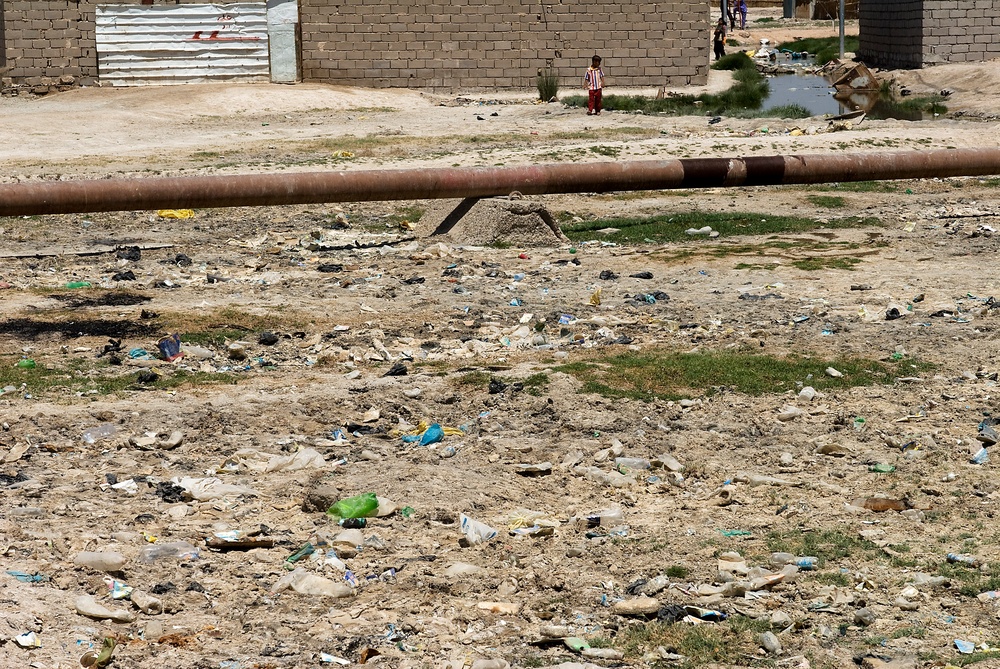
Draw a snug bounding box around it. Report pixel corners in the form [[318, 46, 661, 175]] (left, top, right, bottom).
[[159, 430, 184, 449], [301, 483, 341, 513], [470, 661, 510, 669], [445, 562, 483, 577], [73, 551, 126, 572], [759, 631, 782, 655], [476, 601, 519, 614], [612, 597, 660, 616], [854, 607, 876, 626]]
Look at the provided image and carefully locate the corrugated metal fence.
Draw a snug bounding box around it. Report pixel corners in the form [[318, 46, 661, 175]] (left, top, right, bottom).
[[96, 4, 269, 86]]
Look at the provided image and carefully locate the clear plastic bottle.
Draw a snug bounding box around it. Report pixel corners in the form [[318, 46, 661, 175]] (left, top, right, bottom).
[[580, 508, 624, 528], [770, 552, 818, 570], [138, 541, 200, 563], [81, 423, 117, 444]]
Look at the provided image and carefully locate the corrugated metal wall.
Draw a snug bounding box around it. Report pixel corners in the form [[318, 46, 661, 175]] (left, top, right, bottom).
[[96, 3, 269, 86]]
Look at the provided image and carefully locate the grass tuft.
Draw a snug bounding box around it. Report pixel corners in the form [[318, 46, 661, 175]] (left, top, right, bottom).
[[562, 211, 879, 245], [555, 350, 931, 402]]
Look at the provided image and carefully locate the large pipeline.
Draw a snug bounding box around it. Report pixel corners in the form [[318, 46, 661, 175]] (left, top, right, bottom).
[[3, 148, 1000, 216]]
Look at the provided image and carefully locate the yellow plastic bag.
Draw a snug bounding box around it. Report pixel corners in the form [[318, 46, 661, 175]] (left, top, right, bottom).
[[157, 209, 195, 219]]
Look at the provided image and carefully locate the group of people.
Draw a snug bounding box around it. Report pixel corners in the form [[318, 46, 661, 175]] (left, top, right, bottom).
[[582, 0, 749, 116], [714, 0, 748, 60]]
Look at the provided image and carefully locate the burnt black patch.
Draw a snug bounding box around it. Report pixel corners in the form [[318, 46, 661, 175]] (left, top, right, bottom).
[[48, 292, 152, 308], [0, 318, 160, 340]]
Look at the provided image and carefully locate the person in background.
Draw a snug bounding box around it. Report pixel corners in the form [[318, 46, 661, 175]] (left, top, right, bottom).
[[722, 0, 736, 30], [713, 17, 727, 61], [583, 54, 605, 116], [738, 0, 748, 29]]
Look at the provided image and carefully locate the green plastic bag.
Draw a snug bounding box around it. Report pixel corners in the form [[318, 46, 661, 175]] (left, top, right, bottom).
[[327, 492, 379, 521]]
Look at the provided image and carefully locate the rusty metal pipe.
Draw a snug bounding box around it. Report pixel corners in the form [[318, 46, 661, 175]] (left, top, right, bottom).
[[3, 148, 1000, 216]]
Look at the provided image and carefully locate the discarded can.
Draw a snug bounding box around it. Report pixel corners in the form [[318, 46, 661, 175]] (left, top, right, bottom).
[[947, 553, 981, 568]]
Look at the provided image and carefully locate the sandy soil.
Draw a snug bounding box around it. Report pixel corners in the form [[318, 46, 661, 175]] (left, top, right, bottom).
[[4, 14, 1000, 669]]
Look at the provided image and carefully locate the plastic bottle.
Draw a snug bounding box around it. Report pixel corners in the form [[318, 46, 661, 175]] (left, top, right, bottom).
[[579, 508, 624, 528], [81, 424, 117, 444], [947, 553, 981, 568], [138, 541, 200, 563], [326, 492, 379, 521], [615, 457, 651, 470], [66, 281, 92, 289], [770, 552, 818, 570], [16, 358, 36, 369], [73, 551, 127, 572]]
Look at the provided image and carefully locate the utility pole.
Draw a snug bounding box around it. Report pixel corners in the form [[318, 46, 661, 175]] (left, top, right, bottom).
[[839, 0, 845, 58]]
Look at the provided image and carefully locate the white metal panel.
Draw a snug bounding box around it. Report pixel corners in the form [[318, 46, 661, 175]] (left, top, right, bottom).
[[96, 4, 269, 86], [266, 0, 298, 25]]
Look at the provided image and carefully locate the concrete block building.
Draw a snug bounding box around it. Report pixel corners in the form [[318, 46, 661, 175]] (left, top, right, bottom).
[[297, 0, 709, 89], [0, 0, 709, 91], [859, 0, 1000, 68]]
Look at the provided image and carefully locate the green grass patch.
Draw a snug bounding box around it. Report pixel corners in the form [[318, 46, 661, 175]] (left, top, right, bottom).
[[758, 103, 814, 119], [589, 145, 621, 157], [562, 210, 880, 245], [610, 616, 769, 665], [0, 358, 238, 398], [562, 53, 769, 117], [890, 626, 926, 640], [953, 651, 1000, 667], [455, 370, 491, 387], [811, 571, 851, 587], [937, 561, 1000, 597], [665, 565, 690, 578], [767, 529, 881, 568], [777, 36, 860, 64], [734, 262, 779, 270], [555, 350, 930, 402], [791, 256, 862, 271], [812, 181, 900, 193], [806, 194, 847, 209]]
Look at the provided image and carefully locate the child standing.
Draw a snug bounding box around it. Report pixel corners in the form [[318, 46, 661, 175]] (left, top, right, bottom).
[[713, 18, 727, 61], [583, 55, 605, 116]]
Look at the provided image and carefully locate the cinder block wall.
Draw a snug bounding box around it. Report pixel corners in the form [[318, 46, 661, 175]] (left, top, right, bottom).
[[1, 0, 205, 84], [298, 0, 710, 91], [858, 0, 923, 69], [921, 0, 1000, 64], [2, 0, 97, 81], [859, 0, 1000, 68]]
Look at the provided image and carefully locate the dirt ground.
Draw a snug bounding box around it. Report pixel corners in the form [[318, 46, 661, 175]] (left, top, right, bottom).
[[4, 12, 1000, 669]]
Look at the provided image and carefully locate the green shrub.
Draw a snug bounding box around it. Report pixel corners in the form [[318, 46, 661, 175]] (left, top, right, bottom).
[[537, 69, 559, 101]]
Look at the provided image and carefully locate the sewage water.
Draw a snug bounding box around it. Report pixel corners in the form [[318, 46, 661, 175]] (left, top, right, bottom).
[[763, 68, 931, 120], [763, 70, 844, 117]]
